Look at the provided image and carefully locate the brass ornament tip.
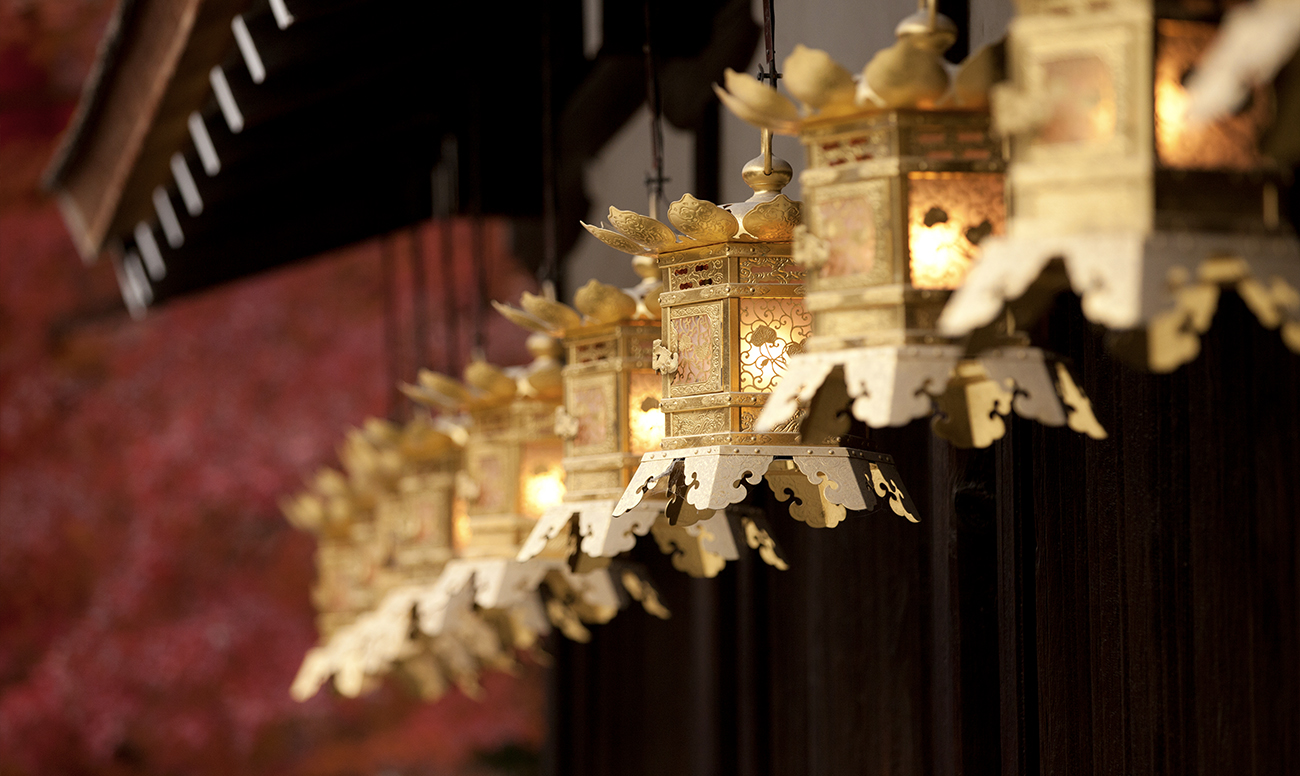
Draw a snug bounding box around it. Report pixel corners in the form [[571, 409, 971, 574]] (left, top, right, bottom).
[[895, 9, 957, 53], [526, 332, 563, 359], [742, 153, 793, 195], [632, 254, 658, 280]]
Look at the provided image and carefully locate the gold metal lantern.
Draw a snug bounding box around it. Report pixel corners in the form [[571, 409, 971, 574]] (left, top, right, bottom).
[[288, 348, 667, 703], [284, 416, 470, 698], [581, 152, 919, 532], [938, 0, 1300, 370], [716, 11, 1108, 448], [282, 417, 459, 638], [452, 346, 568, 559], [493, 259, 789, 577], [400, 343, 669, 642]]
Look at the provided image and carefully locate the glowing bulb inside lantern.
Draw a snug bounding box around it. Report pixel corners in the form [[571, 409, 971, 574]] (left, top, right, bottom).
[[628, 371, 665, 454], [521, 463, 565, 519], [631, 407, 665, 453], [452, 497, 471, 552], [1154, 75, 1189, 163]]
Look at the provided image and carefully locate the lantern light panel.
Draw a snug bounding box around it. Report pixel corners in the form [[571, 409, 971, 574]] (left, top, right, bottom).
[[938, 0, 1300, 371]]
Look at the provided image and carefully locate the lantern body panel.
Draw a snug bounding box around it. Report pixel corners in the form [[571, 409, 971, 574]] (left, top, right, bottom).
[[666, 300, 726, 395], [312, 524, 382, 637], [798, 109, 1006, 349], [656, 241, 810, 449], [1005, 6, 1282, 239], [907, 172, 1006, 289], [462, 399, 564, 557], [627, 370, 664, 455], [561, 321, 661, 502]]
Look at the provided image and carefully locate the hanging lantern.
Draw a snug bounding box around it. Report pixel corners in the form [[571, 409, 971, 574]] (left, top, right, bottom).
[[578, 150, 918, 532], [936, 0, 1300, 370], [492, 256, 787, 577], [285, 416, 468, 698], [400, 343, 669, 648], [288, 346, 669, 702], [435, 337, 571, 558], [715, 11, 1108, 448]]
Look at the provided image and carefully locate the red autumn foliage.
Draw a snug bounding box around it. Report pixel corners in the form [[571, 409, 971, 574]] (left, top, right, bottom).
[[0, 2, 545, 773]]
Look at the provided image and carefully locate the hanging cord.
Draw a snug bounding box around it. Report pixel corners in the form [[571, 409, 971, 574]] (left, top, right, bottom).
[[438, 219, 460, 374], [380, 236, 404, 421], [467, 80, 489, 361], [758, 0, 780, 174], [408, 224, 432, 375], [539, 0, 561, 292], [758, 0, 779, 88], [471, 215, 488, 360], [643, 0, 667, 218], [434, 134, 461, 374]]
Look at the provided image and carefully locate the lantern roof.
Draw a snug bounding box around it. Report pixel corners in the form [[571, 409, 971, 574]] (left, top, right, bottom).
[[492, 263, 664, 338], [714, 12, 1003, 138], [578, 155, 802, 258], [400, 338, 564, 412], [281, 415, 462, 540]]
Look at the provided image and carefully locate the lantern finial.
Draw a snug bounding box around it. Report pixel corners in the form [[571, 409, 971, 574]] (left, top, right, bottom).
[[741, 152, 793, 197]]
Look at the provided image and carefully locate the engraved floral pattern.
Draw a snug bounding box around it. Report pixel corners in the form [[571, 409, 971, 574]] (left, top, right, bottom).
[[740, 256, 804, 284], [571, 337, 616, 364], [668, 260, 726, 292], [670, 409, 729, 437], [739, 298, 812, 392], [672, 313, 714, 386], [668, 194, 740, 241], [743, 195, 802, 240]]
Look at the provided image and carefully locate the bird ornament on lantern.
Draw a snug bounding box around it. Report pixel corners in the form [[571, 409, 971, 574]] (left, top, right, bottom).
[[936, 0, 1300, 371], [577, 133, 920, 538], [493, 255, 786, 577], [714, 1, 1109, 448]]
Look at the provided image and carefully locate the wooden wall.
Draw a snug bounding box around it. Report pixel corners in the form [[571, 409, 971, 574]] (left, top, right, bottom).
[[545, 293, 1300, 776]]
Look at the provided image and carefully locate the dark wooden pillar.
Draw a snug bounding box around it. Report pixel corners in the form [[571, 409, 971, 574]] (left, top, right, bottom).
[[998, 293, 1300, 776]]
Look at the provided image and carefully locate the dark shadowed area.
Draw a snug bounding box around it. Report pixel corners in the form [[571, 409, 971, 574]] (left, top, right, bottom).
[[0, 2, 545, 773]]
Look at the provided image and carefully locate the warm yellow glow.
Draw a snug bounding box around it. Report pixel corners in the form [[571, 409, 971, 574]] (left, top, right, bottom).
[[631, 407, 665, 453], [452, 497, 471, 553], [1154, 76, 1189, 163], [739, 298, 811, 392], [910, 221, 973, 290], [1154, 20, 1265, 171], [521, 463, 566, 519], [628, 371, 664, 454], [908, 172, 1005, 290]]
